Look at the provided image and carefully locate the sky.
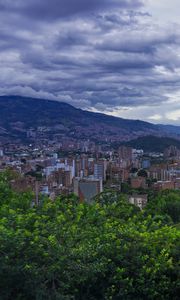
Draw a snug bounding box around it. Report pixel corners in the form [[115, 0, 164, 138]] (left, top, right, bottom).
[[0, 0, 180, 125]]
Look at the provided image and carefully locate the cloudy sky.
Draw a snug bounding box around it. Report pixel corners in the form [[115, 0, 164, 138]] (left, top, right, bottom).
[[0, 0, 180, 125]]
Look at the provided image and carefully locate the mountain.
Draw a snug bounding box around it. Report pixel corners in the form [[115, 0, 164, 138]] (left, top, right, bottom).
[[158, 124, 180, 135], [123, 135, 180, 152], [0, 95, 179, 144]]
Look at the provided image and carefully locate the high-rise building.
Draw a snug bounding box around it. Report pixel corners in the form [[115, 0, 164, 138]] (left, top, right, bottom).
[[94, 163, 104, 180], [94, 160, 107, 181], [73, 177, 103, 203], [118, 146, 133, 160], [0, 149, 3, 157], [164, 146, 180, 158]]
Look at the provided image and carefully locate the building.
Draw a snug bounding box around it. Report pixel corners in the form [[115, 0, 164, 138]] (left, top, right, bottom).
[[142, 159, 150, 169], [175, 178, 180, 189], [73, 177, 103, 203], [119, 146, 133, 160], [164, 146, 180, 158], [131, 177, 147, 189], [0, 149, 3, 157], [128, 194, 148, 210], [94, 162, 104, 181], [153, 181, 175, 191]]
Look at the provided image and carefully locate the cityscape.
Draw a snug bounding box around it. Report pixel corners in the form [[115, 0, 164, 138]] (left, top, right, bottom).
[[1, 136, 180, 207]]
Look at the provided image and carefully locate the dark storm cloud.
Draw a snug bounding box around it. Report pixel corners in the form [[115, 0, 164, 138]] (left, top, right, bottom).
[[0, 0, 143, 20], [0, 0, 180, 123], [0, 30, 31, 51]]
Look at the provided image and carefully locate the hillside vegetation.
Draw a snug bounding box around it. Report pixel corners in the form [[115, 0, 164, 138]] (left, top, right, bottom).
[[124, 135, 180, 152]]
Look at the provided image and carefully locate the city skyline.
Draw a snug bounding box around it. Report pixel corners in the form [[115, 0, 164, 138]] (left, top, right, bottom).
[[0, 0, 180, 125]]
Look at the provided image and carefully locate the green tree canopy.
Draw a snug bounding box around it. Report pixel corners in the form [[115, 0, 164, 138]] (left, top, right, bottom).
[[0, 172, 179, 299]]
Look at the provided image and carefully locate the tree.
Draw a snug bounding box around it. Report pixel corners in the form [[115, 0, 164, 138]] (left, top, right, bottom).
[[146, 190, 180, 223], [0, 172, 179, 299], [137, 169, 148, 178]]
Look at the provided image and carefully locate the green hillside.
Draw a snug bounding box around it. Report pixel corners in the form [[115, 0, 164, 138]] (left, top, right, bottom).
[[124, 135, 180, 152]]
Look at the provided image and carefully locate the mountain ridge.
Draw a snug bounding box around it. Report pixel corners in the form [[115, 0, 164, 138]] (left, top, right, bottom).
[[0, 95, 179, 144]]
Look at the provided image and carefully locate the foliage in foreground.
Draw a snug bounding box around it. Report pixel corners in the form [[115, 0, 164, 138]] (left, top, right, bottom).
[[0, 172, 179, 299]]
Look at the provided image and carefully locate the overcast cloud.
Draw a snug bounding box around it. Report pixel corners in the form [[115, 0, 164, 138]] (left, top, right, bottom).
[[0, 0, 180, 124]]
